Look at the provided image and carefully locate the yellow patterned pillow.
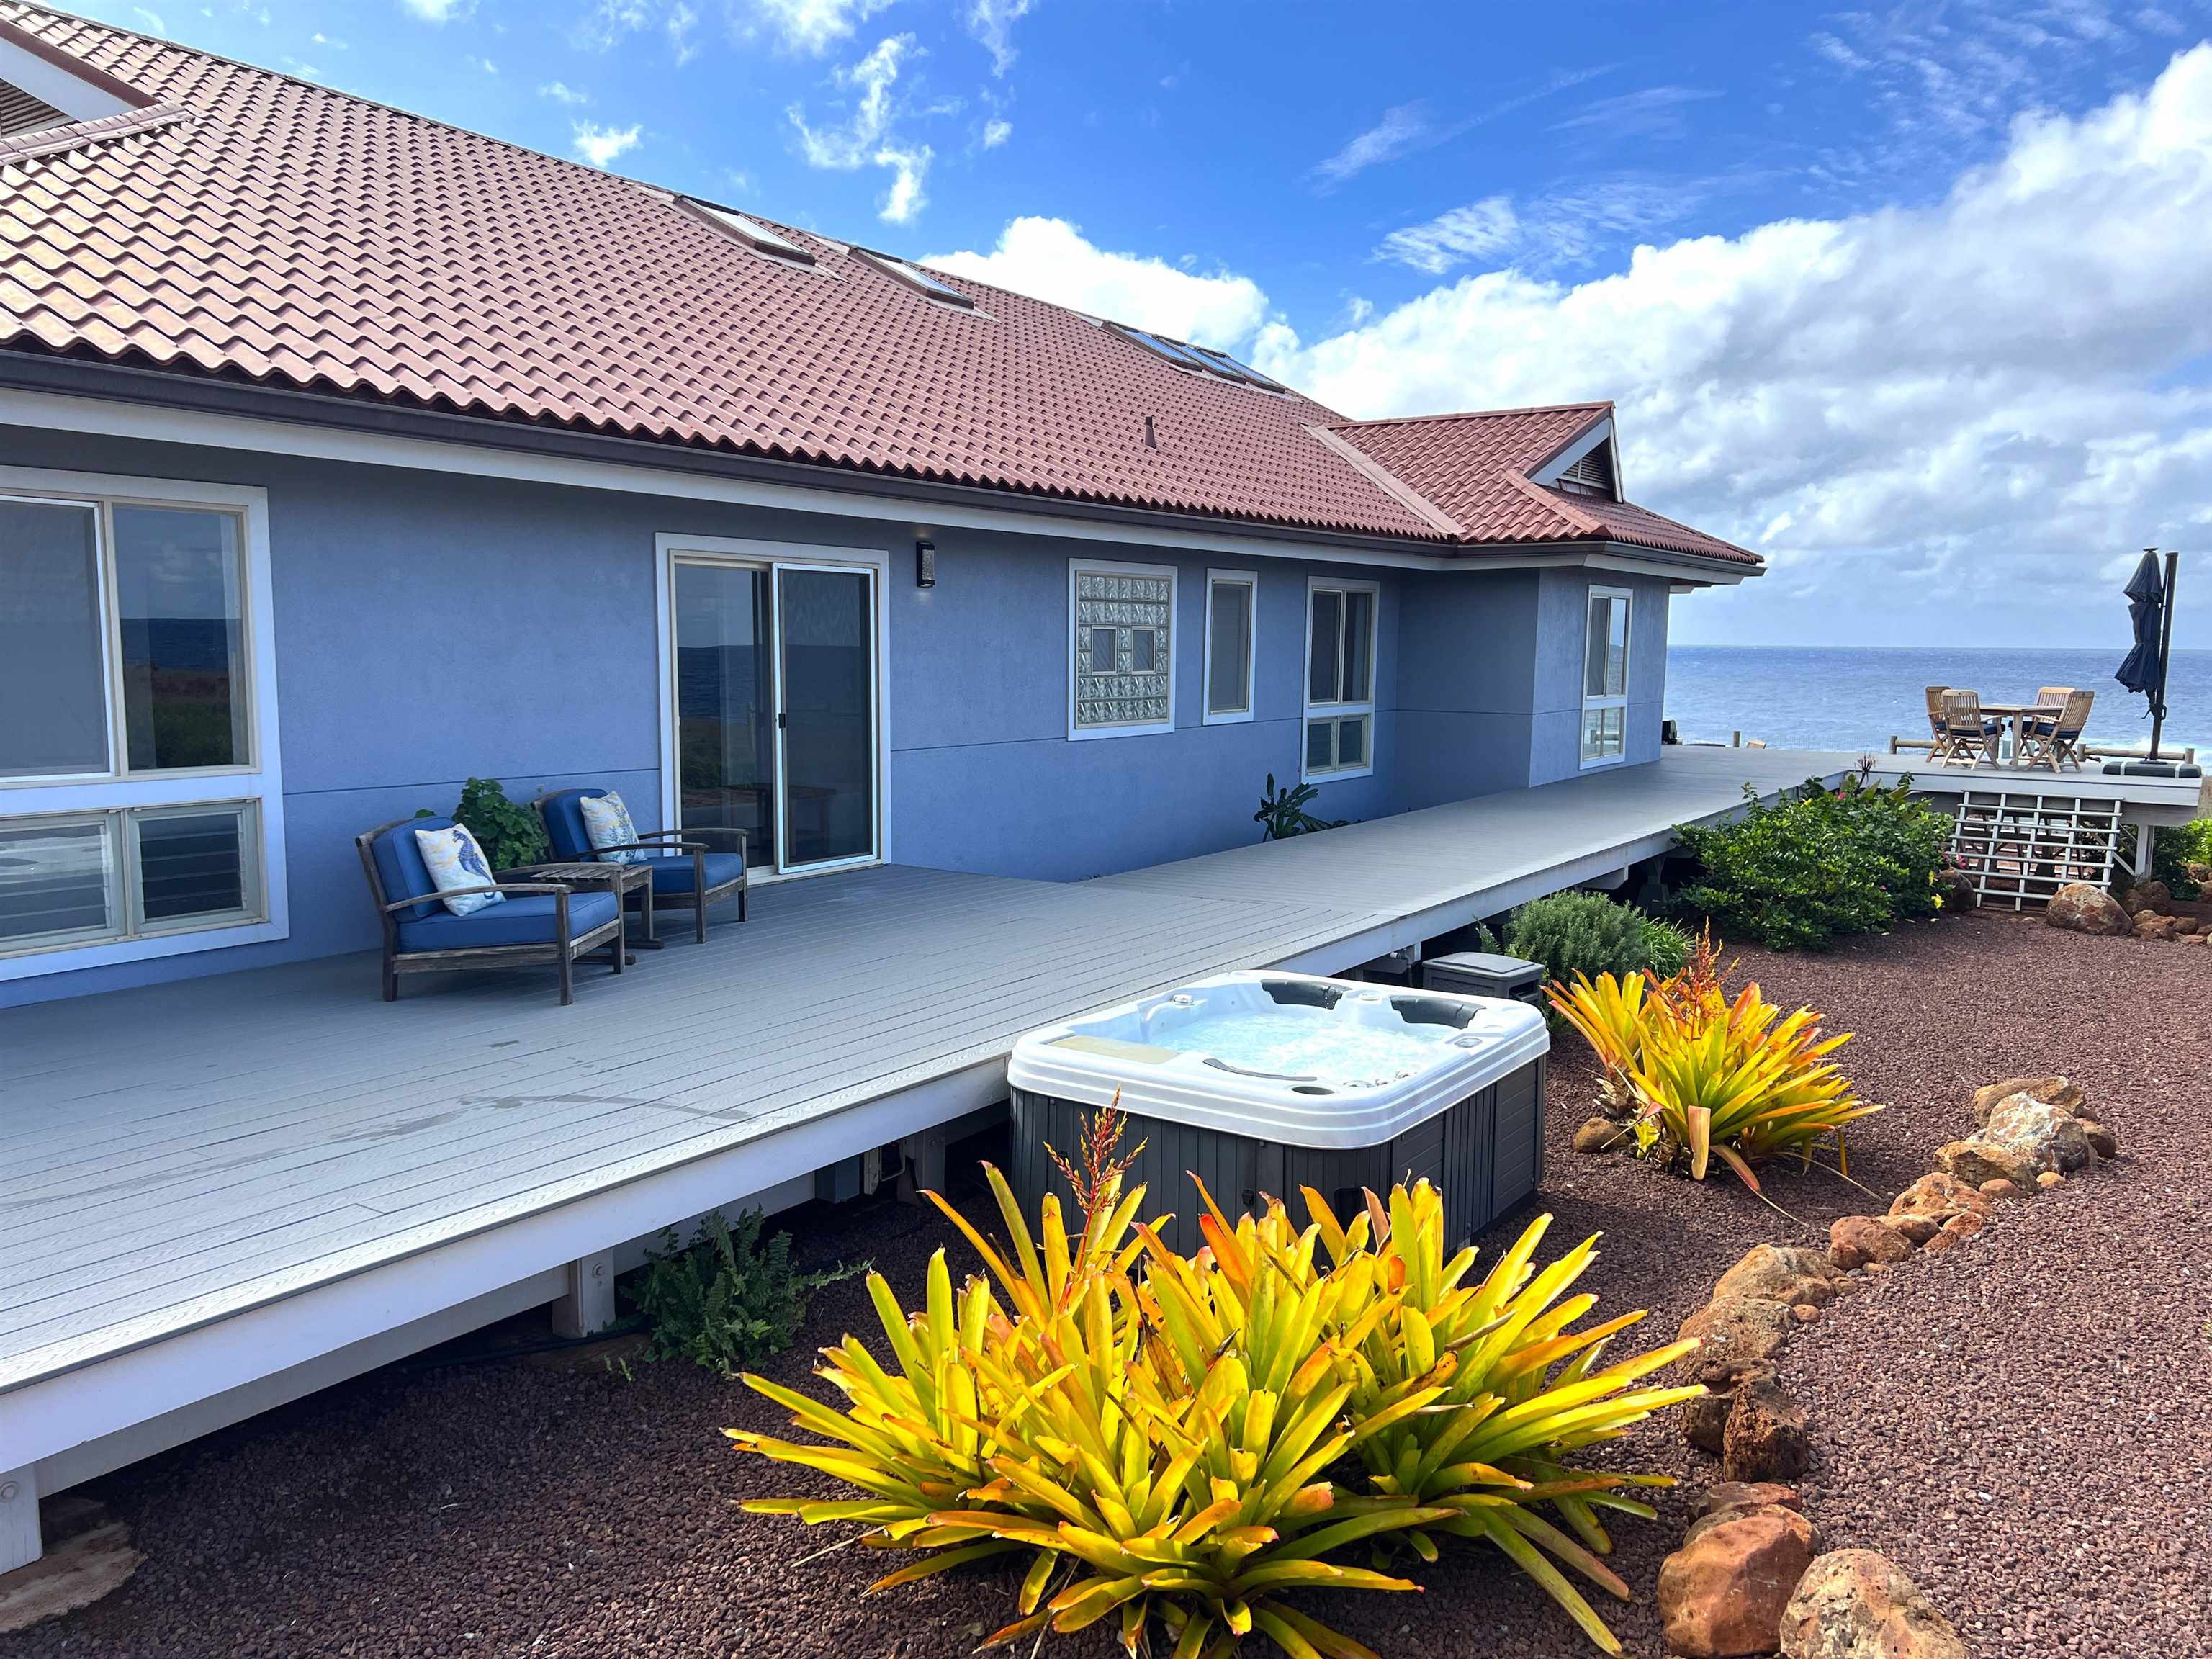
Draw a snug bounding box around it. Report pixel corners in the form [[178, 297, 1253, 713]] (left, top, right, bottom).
[[577, 791, 648, 865], [413, 823, 507, 917]]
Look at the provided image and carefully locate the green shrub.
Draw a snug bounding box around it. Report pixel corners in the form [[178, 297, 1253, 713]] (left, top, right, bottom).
[[629, 1210, 864, 1376], [1484, 889, 1655, 986], [1638, 914, 1695, 978], [451, 775, 549, 870], [2150, 818, 2211, 899], [1675, 775, 1952, 951], [1254, 772, 1346, 840]]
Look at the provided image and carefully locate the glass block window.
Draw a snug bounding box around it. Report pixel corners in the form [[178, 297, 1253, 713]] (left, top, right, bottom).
[[1071, 565, 1176, 735]]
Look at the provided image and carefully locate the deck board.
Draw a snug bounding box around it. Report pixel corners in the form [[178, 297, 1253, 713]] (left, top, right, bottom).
[[0, 746, 1854, 1395]]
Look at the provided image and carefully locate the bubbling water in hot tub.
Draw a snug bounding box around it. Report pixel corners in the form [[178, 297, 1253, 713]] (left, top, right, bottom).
[[1135, 979, 1490, 1090]]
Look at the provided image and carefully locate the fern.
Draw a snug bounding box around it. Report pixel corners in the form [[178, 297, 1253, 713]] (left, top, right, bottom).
[[630, 1210, 866, 1375]]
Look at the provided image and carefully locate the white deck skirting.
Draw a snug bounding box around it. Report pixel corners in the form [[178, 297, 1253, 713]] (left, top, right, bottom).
[[0, 747, 1860, 1519]]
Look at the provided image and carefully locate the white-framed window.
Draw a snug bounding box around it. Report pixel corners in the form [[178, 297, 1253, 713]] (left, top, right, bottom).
[[1581, 585, 1633, 767], [1068, 559, 1177, 739], [0, 469, 286, 977], [1202, 568, 1256, 725], [1302, 577, 1377, 781]]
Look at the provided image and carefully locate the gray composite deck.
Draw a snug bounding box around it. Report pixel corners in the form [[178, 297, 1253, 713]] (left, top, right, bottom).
[[0, 745, 1852, 1400]]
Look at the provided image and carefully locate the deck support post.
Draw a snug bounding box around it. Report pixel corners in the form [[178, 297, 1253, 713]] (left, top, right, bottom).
[[0, 1465, 39, 1577], [899, 1127, 950, 1202], [551, 1250, 617, 1339], [2134, 821, 2154, 884]]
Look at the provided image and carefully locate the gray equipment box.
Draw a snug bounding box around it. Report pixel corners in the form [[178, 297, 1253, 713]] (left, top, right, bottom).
[[1419, 950, 1546, 1007]]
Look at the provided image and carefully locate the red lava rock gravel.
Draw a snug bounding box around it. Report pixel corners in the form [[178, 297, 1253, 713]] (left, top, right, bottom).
[[6, 911, 2202, 1658]]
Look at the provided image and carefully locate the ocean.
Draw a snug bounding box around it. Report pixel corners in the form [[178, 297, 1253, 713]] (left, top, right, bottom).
[[1663, 646, 2212, 760]]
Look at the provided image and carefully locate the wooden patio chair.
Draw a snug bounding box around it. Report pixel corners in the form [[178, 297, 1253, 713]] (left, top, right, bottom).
[[539, 787, 750, 945], [356, 817, 624, 1004], [1938, 690, 2000, 766], [1923, 685, 1954, 759], [2019, 688, 2095, 771]]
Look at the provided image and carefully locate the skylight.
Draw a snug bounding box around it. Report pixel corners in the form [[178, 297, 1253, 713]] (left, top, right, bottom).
[[1184, 343, 1287, 394], [1107, 323, 1289, 393], [680, 198, 815, 265], [1109, 323, 1215, 373], [853, 249, 975, 307]]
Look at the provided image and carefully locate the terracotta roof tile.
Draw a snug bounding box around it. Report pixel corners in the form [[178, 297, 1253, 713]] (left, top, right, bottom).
[[0, 3, 1758, 568], [1323, 406, 1760, 566]]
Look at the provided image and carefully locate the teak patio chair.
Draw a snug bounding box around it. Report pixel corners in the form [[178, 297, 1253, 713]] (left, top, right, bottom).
[[1923, 685, 1952, 755], [538, 788, 750, 945], [2018, 688, 2095, 771], [356, 817, 625, 1005], [1937, 689, 2000, 766]]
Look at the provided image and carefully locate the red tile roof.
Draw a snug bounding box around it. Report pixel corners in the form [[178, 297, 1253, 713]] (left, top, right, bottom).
[[1321, 407, 1758, 565], [0, 4, 1759, 570]]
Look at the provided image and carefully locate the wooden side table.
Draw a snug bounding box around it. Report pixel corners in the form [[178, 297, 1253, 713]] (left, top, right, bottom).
[[504, 860, 660, 955]]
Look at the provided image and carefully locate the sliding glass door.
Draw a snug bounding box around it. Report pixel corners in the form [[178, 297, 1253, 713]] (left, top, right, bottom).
[[671, 553, 878, 876], [773, 564, 877, 871]]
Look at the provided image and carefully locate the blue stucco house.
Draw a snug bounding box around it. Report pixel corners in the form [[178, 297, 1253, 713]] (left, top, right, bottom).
[[0, 4, 1761, 1010]]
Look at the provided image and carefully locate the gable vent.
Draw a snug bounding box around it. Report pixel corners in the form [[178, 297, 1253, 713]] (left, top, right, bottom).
[[0, 77, 67, 138], [1557, 442, 1616, 498]]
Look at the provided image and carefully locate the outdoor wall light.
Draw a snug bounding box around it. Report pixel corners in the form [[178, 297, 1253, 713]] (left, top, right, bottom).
[[915, 538, 936, 588]]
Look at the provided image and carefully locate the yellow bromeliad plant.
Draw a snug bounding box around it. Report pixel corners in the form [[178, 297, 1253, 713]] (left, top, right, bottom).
[[729, 1111, 1699, 1657], [1627, 979, 1881, 1189], [729, 1157, 1448, 1658], [1296, 1183, 1700, 1655], [1548, 932, 1880, 1190]]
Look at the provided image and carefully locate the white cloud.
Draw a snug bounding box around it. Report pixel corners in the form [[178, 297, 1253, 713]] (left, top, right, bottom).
[[539, 80, 591, 104], [399, 0, 471, 20], [738, 0, 896, 55], [1312, 71, 1619, 191], [1253, 45, 2212, 643], [570, 120, 642, 168], [1313, 102, 1432, 186], [1550, 84, 1719, 140], [1378, 177, 1707, 274], [1377, 197, 1519, 275], [788, 34, 932, 222], [310, 30, 349, 47], [982, 116, 1012, 148], [132, 6, 166, 32], [968, 0, 1031, 75], [925, 217, 1268, 346], [667, 0, 698, 62]]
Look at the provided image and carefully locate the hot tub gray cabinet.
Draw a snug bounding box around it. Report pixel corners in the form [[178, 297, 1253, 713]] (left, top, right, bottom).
[[1005, 972, 1548, 1258]]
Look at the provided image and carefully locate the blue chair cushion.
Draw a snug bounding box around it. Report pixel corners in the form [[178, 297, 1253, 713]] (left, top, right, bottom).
[[649, 851, 748, 895], [395, 889, 619, 953], [372, 815, 451, 923], [539, 788, 603, 864]]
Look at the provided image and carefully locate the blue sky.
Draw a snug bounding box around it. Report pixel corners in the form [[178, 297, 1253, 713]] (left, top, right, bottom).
[[68, 0, 2212, 648]]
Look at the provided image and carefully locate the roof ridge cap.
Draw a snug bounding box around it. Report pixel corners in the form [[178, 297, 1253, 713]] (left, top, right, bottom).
[[1328, 400, 1612, 433], [1304, 423, 1466, 538]]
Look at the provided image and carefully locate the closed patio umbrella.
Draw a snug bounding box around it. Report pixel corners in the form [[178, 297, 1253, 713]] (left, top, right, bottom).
[[2113, 548, 2177, 760]]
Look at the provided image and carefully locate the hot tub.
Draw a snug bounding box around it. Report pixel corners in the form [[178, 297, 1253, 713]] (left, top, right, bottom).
[[1007, 971, 1548, 1255]]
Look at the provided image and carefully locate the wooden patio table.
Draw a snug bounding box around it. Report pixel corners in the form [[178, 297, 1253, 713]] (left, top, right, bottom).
[[505, 859, 659, 955], [1974, 701, 2065, 763]]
